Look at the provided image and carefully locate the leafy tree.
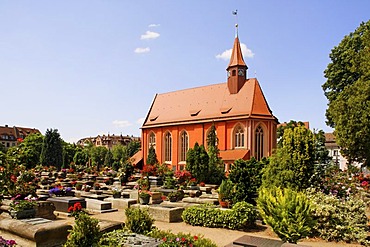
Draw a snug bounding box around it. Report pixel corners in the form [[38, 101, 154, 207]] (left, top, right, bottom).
[[62, 141, 77, 168], [262, 125, 315, 190], [186, 142, 209, 183], [126, 140, 141, 158], [111, 144, 126, 162], [40, 129, 63, 170], [90, 146, 108, 171], [104, 149, 113, 167], [146, 145, 158, 165], [73, 149, 89, 166], [0, 142, 6, 153], [206, 122, 225, 184], [229, 157, 268, 204], [322, 20, 370, 166]]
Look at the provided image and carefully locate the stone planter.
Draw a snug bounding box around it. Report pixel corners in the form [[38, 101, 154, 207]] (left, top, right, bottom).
[[139, 196, 150, 205], [219, 200, 229, 208], [113, 193, 121, 198], [10, 208, 36, 219]]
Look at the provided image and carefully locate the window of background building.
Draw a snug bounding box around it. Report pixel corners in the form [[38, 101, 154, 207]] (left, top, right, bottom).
[[234, 125, 245, 148], [149, 132, 156, 149], [164, 132, 172, 162], [255, 125, 264, 160], [180, 131, 189, 162]]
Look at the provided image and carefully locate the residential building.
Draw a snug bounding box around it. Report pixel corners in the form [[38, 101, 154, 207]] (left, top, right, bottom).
[[141, 33, 278, 172], [77, 134, 140, 150], [324, 132, 356, 170], [0, 125, 41, 148]]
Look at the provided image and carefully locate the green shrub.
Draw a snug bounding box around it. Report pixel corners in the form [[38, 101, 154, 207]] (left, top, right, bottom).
[[99, 229, 131, 247], [125, 207, 154, 234], [148, 228, 217, 247], [64, 213, 101, 247], [257, 187, 314, 244], [182, 202, 256, 230], [307, 189, 368, 244]]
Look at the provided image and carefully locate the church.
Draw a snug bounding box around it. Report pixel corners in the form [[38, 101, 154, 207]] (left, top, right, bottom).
[[141, 32, 278, 172]]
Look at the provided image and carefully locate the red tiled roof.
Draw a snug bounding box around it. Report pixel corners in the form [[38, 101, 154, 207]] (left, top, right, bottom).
[[130, 150, 143, 166], [142, 78, 276, 128], [219, 149, 250, 161]]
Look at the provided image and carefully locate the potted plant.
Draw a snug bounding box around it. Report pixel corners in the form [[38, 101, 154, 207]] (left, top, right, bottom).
[[9, 196, 38, 219], [218, 179, 234, 208], [75, 182, 83, 191], [112, 188, 121, 198], [138, 190, 151, 205], [167, 190, 184, 202]]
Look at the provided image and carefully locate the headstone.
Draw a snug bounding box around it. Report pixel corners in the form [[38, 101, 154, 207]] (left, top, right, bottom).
[[35, 201, 56, 220], [47, 197, 86, 213], [85, 198, 117, 213], [104, 198, 137, 209], [150, 192, 163, 204]]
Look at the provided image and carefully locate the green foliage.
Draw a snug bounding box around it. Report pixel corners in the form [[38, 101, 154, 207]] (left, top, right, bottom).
[[99, 229, 130, 247], [163, 170, 177, 189], [322, 20, 370, 166], [126, 140, 141, 157], [229, 158, 266, 204], [257, 187, 314, 244], [119, 162, 134, 183], [262, 125, 315, 190], [64, 213, 101, 247], [217, 179, 234, 201], [149, 229, 217, 247], [90, 146, 108, 171], [125, 207, 154, 234], [182, 202, 257, 230], [146, 145, 158, 165], [307, 189, 368, 244], [186, 142, 209, 183], [73, 149, 89, 166], [40, 129, 63, 170], [104, 149, 113, 167], [62, 142, 77, 168], [206, 123, 225, 184]]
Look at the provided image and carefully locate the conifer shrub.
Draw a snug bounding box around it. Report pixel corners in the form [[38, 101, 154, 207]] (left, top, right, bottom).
[[64, 213, 101, 247], [257, 187, 314, 244], [307, 189, 369, 244], [125, 207, 154, 234], [182, 202, 257, 230]]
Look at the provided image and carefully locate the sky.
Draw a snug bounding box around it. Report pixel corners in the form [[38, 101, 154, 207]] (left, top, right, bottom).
[[1, 1, 369, 143]]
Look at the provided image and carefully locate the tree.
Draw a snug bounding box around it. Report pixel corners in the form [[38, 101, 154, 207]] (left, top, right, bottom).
[[146, 145, 158, 165], [90, 146, 108, 171], [186, 142, 209, 183], [40, 129, 63, 170], [229, 157, 268, 204], [126, 140, 141, 158], [62, 141, 77, 168], [262, 125, 315, 190], [104, 149, 113, 167], [206, 122, 225, 184], [73, 149, 89, 166], [322, 20, 370, 165]]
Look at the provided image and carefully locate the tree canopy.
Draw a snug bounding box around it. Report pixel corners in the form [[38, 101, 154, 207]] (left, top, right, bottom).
[[186, 142, 209, 183], [322, 20, 370, 166], [40, 129, 63, 170]]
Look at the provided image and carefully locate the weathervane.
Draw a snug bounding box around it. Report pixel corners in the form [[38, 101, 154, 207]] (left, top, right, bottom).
[[232, 9, 238, 37]]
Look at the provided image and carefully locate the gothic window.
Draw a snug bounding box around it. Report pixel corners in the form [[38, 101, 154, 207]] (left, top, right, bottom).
[[164, 132, 172, 162], [180, 131, 189, 162], [255, 125, 264, 160], [148, 132, 156, 149], [234, 125, 245, 148]]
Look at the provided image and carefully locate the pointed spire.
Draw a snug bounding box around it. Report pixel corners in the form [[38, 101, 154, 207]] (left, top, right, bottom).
[[227, 36, 247, 68]]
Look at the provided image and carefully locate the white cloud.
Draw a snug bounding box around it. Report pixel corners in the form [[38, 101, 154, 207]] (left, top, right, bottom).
[[136, 117, 145, 125], [112, 120, 132, 128], [216, 43, 254, 60], [134, 47, 150, 53], [140, 31, 160, 40], [148, 24, 160, 28]]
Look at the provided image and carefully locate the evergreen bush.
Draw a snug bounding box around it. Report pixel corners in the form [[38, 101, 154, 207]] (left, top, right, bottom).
[[257, 187, 314, 244], [125, 207, 154, 234], [307, 189, 368, 244], [64, 213, 101, 247], [182, 202, 257, 230]]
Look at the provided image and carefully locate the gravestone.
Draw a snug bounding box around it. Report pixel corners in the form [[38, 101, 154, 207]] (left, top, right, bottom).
[[104, 198, 137, 209], [85, 198, 117, 213], [47, 197, 86, 213]]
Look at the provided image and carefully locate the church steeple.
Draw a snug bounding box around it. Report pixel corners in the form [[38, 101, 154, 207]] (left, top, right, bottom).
[[227, 34, 248, 94]]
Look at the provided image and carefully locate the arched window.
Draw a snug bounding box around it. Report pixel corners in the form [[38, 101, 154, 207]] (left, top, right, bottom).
[[234, 125, 245, 148], [148, 132, 156, 149], [180, 131, 189, 162], [164, 132, 172, 162], [255, 125, 264, 160]]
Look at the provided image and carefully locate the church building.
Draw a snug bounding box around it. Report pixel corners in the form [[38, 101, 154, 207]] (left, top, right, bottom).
[[141, 33, 278, 172]]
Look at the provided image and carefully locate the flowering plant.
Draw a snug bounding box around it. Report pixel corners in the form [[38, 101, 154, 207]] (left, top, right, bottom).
[[10, 195, 37, 211], [0, 236, 17, 246], [112, 188, 121, 195], [161, 234, 200, 247], [139, 190, 151, 199], [68, 202, 84, 218], [49, 186, 72, 196]]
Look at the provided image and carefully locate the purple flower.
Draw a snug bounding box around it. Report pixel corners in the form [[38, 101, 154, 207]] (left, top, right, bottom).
[[176, 238, 180, 242]]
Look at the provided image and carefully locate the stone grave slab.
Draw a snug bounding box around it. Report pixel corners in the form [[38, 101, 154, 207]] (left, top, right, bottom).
[[80, 192, 110, 201], [104, 198, 137, 209], [86, 198, 118, 213], [132, 204, 184, 222], [199, 186, 212, 194], [47, 197, 86, 213], [0, 215, 71, 247], [182, 197, 218, 205]]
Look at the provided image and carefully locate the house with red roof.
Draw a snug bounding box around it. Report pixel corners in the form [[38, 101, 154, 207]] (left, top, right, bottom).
[[141, 34, 278, 172]]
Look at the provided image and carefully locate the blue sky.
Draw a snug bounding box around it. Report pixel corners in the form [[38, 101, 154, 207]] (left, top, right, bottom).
[[1, 1, 369, 143]]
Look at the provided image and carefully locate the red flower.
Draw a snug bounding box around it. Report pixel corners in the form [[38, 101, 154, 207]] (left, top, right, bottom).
[[10, 174, 17, 183], [361, 181, 368, 187], [162, 237, 167, 242], [181, 237, 186, 242], [68, 206, 74, 212], [193, 236, 198, 240]]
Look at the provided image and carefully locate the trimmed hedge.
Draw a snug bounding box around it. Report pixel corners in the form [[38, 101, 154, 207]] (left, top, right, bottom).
[[182, 202, 257, 230]]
